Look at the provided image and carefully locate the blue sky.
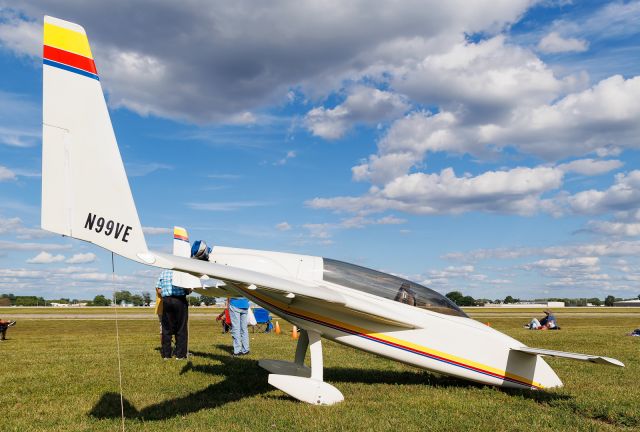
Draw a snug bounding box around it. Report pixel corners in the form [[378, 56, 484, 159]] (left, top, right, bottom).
[[1, 0, 639, 301]]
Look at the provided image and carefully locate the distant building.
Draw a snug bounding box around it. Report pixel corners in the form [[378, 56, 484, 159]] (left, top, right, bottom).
[[485, 301, 565, 308], [613, 299, 640, 307]]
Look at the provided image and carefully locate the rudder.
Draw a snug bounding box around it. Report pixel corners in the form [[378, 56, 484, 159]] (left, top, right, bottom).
[[41, 16, 149, 263]]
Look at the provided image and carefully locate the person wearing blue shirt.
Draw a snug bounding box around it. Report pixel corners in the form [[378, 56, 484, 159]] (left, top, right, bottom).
[[156, 269, 192, 359], [228, 296, 250, 355]]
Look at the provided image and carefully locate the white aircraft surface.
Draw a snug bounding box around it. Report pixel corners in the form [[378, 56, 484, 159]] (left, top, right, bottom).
[[40, 16, 624, 405]]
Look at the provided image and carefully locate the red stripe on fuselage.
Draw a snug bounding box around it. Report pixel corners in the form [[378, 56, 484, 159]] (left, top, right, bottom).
[[43, 45, 97, 75]]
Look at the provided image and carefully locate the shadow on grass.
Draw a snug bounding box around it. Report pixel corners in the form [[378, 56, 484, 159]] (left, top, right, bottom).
[[89, 346, 570, 421], [89, 350, 271, 421]]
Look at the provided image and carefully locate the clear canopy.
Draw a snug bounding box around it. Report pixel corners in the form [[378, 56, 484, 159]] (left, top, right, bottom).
[[323, 258, 468, 318]]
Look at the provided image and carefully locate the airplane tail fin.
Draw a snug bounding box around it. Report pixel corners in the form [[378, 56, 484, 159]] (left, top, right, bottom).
[[41, 16, 149, 263]]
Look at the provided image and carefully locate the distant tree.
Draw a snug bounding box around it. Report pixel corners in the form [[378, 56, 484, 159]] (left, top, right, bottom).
[[504, 295, 520, 304], [188, 296, 201, 306], [604, 295, 616, 307], [200, 295, 216, 306], [130, 294, 144, 307], [638, 294, 640, 300], [587, 297, 602, 306], [459, 295, 476, 306], [1, 293, 16, 305], [446, 291, 464, 305], [91, 295, 111, 306], [142, 291, 152, 306], [115, 291, 133, 304], [15, 296, 46, 306]]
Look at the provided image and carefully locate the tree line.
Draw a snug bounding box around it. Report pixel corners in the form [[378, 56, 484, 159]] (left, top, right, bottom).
[[1, 291, 218, 307], [444, 291, 640, 307]]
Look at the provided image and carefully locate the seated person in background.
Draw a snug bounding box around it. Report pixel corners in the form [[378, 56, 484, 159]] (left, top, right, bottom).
[[394, 282, 417, 306], [0, 319, 16, 341], [526, 310, 558, 330]]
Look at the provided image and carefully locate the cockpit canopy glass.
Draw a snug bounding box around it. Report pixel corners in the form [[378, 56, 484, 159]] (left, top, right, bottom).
[[323, 258, 468, 318]]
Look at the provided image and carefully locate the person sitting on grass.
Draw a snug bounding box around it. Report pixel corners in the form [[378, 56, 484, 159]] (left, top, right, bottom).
[[525, 310, 559, 330], [216, 307, 231, 334], [0, 319, 16, 341]]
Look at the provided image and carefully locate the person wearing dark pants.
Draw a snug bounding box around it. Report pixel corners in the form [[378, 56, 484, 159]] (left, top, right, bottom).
[[156, 270, 191, 359]]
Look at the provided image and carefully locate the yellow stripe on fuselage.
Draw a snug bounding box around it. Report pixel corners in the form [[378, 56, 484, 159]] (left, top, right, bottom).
[[44, 23, 93, 59], [246, 288, 544, 388]]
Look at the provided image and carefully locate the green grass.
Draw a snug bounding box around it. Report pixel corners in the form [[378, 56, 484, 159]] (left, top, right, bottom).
[[1, 309, 638, 431]]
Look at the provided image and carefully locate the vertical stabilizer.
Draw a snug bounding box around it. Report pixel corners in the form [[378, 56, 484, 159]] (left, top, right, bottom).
[[41, 16, 148, 263], [172, 226, 202, 288]]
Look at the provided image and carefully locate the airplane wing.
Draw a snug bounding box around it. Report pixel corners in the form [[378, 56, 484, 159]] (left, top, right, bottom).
[[511, 347, 624, 367], [153, 252, 418, 329]]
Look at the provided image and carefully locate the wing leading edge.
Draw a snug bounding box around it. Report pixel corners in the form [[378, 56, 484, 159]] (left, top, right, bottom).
[[152, 251, 418, 329], [511, 347, 624, 367]]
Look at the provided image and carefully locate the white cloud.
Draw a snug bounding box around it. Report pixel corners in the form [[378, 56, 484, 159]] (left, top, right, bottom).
[[395, 36, 564, 122], [274, 150, 296, 166], [1, 1, 533, 123], [537, 31, 588, 53], [188, 201, 271, 211], [0, 216, 21, 234], [558, 158, 623, 176], [567, 170, 640, 215], [142, 226, 172, 235], [125, 162, 172, 177], [305, 87, 409, 139], [0, 11, 41, 57], [485, 75, 640, 160], [586, 221, 640, 237], [276, 222, 292, 231], [65, 253, 97, 264], [27, 251, 66, 264], [0, 240, 71, 251], [0, 165, 16, 181], [310, 166, 564, 215]]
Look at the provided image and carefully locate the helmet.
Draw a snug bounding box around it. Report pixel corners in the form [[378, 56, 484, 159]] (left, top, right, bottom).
[[191, 240, 211, 261]]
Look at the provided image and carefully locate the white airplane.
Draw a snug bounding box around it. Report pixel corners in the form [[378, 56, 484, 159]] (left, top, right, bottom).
[[40, 16, 624, 405]]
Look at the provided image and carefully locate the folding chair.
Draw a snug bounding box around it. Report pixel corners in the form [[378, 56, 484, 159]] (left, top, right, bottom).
[[252, 308, 273, 333]]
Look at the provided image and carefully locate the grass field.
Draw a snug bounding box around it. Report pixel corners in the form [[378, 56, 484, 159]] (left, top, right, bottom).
[[1, 307, 638, 431]]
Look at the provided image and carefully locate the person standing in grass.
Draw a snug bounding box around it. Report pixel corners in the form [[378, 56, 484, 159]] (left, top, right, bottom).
[[156, 270, 192, 360], [0, 319, 16, 341]]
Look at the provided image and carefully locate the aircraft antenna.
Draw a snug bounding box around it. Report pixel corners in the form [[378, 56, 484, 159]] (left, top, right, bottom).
[[111, 252, 126, 431]]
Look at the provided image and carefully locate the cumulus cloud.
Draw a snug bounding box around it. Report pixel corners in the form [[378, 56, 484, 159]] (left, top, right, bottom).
[[586, 220, 640, 237], [27, 251, 65, 264], [0, 1, 533, 123], [537, 31, 588, 53], [395, 36, 564, 123], [558, 158, 623, 176], [305, 87, 409, 139], [310, 166, 564, 215], [444, 240, 640, 263], [567, 170, 640, 215], [485, 75, 640, 160], [0, 165, 16, 181], [65, 253, 97, 264]]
